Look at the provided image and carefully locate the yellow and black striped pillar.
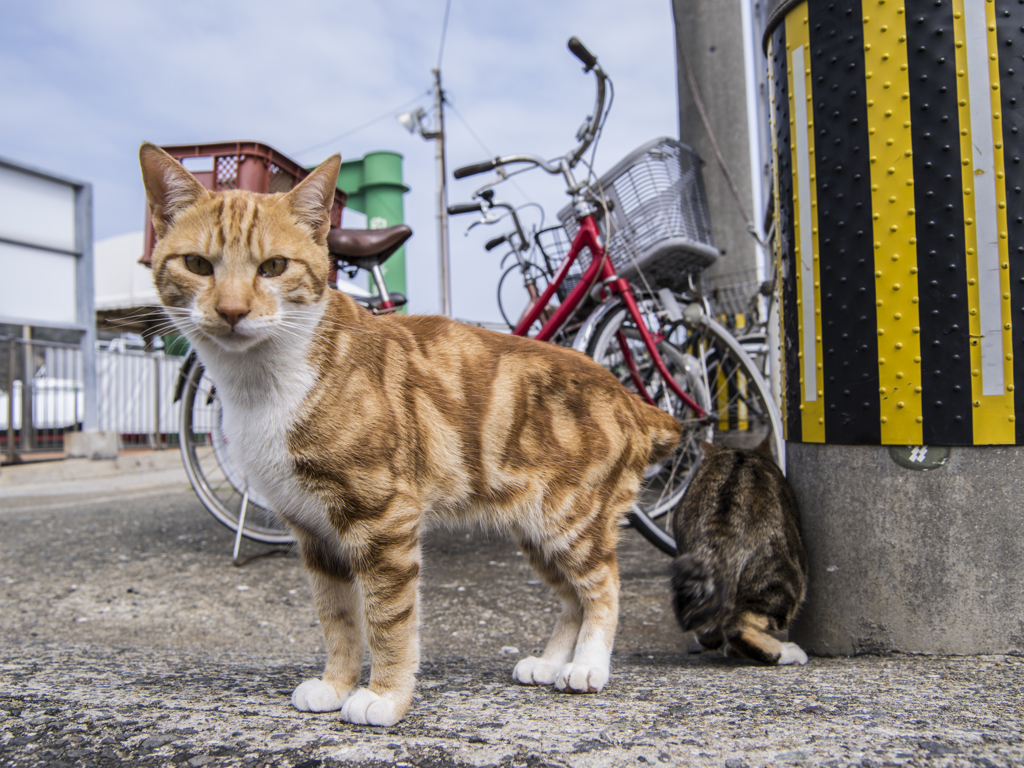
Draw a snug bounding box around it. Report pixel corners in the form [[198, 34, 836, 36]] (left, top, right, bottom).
[[766, 0, 1023, 445]]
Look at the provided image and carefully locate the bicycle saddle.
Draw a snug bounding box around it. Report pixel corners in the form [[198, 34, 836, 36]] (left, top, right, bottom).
[[327, 225, 412, 270], [355, 292, 408, 311]]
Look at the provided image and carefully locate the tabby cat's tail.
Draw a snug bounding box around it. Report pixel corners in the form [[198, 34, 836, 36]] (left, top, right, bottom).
[[669, 552, 724, 631], [645, 408, 684, 464]]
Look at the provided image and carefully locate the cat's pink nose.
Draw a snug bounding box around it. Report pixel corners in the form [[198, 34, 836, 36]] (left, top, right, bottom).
[[218, 305, 249, 328]]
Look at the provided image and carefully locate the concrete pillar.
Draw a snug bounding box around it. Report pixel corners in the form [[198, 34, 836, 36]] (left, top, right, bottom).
[[671, 0, 763, 282], [765, 0, 1024, 654], [787, 443, 1024, 655]]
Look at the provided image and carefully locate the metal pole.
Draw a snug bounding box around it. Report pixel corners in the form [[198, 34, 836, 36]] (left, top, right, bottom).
[[76, 182, 98, 434], [21, 327, 34, 452], [433, 67, 452, 318], [6, 338, 17, 464], [152, 354, 162, 450]]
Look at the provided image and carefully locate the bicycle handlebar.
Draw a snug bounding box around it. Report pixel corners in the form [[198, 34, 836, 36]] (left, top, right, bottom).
[[484, 235, 506, 252], [447, 202, 483, 215], [453, 159, 498, 179], [567, 37, 597, 71], [452, 37, 608, 191]]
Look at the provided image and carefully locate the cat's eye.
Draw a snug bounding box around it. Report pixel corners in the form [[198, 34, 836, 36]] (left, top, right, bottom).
[[259, 257, 288, 277], [183, 254, 213, 276]]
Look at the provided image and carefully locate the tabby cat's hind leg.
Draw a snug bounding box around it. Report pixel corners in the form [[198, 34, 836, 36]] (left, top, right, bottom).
[[512, 540, 582, 686], [555, 562, 619, 694], [512, 600, 583, 686], [512, 513, 620, 694], [292, 533, 364, 713], [724, 611, 808, 666]]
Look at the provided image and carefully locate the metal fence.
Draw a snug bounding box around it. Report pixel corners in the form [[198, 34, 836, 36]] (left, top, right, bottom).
[[96, 342, 183, 450], [2, 336, 84, 460], [1, 335, 184, 462]]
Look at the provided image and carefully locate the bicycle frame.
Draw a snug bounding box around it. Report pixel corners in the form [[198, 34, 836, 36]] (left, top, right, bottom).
[[513, 214, 708, 419]]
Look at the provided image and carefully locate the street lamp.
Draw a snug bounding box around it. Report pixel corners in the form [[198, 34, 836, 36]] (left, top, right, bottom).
[[397, 69, 452, 317]]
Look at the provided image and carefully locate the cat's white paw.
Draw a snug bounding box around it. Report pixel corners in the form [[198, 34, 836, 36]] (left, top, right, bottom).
[[339, 687, 402, 727], [512, 656, 560, 686], [291, 678, 347, 712], [778, 642, 809, 666], [554, 662, 608, 693]]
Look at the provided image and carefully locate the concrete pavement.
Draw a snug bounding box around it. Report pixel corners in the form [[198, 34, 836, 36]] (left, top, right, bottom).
[[1, 451, 1021, 767]]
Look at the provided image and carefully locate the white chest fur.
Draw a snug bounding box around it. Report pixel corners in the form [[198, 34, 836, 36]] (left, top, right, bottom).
[[193, 326, 333, 539]]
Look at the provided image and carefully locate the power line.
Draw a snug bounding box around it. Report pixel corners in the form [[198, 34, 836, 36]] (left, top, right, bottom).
[[291, 92, 430, 159], [447, 100, 492, 157], [436, 0, 453, 71], [447, 98, 533, 205]]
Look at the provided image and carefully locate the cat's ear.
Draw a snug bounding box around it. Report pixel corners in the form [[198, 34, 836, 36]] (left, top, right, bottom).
[[754, 434, 775, 457], [139, 143, 209, 239], [283, 154, 341, 242], [699, 441, 720, 456]]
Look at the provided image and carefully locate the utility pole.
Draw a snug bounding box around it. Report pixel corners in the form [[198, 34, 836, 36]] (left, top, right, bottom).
[[398, 71, 452, 317], [432, 68, 452, 317]]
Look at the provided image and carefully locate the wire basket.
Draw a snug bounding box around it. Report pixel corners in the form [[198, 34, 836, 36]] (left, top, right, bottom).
[[699, 268, 765, 329], [556, 137, 720, 301], [534, 225, 573, 279]]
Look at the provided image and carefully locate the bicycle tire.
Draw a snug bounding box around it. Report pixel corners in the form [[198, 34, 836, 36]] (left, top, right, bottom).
[[178, 357, 295, 545], [587, 297, 783, 555], [584, 298, 714, 535]]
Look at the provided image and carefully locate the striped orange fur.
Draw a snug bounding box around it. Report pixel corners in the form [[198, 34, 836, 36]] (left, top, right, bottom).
[[140, 143, 682, 726]]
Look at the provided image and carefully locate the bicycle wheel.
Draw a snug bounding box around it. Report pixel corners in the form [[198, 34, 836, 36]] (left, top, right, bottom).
[[733, 331, 770, 379], [585, 298, 713, 553], [586, 297, 783, 555], [695, 323, 783, 456], [178, 357, 294, 545]]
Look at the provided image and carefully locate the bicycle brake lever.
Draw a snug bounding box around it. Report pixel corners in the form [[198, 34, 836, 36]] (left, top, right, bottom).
[[576, 116, 594, 143], [466, 212, 503, 234]]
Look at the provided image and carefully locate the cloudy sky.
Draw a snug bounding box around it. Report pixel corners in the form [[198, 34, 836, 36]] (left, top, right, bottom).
[[1, 0, 679, 322]]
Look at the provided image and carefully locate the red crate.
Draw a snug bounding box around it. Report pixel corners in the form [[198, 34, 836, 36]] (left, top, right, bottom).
[[141, 141, 346, 265]]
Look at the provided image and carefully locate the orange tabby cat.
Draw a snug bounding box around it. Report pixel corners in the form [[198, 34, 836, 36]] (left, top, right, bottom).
[[139, 143, 682, 726]]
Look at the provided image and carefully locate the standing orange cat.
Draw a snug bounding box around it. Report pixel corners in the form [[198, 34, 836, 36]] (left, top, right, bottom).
[[139, 143, 682, 726]]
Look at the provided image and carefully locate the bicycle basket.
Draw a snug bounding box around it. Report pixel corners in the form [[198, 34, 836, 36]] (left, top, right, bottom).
[[699, 268, 764, 329], [557, 137, 720, 300], [533, 225, 584, 298]]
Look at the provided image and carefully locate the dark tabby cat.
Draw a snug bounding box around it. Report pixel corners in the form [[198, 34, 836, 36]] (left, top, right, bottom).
[[139, 143, 684, 726], [670, 438, 809, 665]]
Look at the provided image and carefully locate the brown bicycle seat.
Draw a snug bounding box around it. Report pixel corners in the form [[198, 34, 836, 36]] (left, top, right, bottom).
[[327, 224, 412, 270]]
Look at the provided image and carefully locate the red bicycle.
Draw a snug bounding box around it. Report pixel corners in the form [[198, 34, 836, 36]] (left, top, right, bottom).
[[448, 38, 783, 554]]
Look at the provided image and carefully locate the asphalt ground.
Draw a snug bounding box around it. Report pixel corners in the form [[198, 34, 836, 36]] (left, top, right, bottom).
[[0, 452, 1022, 767]]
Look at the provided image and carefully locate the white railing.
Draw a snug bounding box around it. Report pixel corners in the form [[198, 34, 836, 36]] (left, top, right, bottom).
[[96, 344, 183, 447], [1, 335, 186, 458]]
